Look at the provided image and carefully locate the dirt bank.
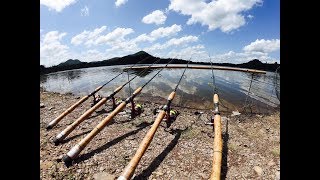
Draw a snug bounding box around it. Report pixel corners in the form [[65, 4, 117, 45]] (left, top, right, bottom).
[[40, 89, 280, 180]]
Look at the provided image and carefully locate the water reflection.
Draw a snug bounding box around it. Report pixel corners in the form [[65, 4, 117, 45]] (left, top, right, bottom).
[[40, 65, 280, 114]]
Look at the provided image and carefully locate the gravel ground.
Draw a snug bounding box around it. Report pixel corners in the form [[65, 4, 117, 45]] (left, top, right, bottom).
[[40, 89, 280, 180]]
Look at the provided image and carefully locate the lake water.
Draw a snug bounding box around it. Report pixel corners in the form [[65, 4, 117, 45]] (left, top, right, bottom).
[[40, 65, 280, 114]]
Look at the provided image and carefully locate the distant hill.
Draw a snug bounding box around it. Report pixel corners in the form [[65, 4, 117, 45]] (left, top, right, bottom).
[[40, 51, 280, 75], [57, 59, 82, 67]]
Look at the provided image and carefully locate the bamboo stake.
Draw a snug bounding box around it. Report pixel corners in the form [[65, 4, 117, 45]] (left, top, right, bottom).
[[53, 86, 124, 145], [210, 94, 223, 180], [62, 87, 142, 165], [118, 92, 175, 180], [127, 65, 266, 74]]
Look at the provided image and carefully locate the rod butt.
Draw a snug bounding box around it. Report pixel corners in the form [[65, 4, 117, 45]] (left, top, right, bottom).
[[52, 137, 60, 146], [117, 176, 127, 180], [46, 125, 53, 130], [62, 155, 73, 167]]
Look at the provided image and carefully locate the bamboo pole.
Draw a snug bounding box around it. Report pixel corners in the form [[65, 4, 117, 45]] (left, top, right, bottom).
[[210, 94, 223, 180], [62, 87, 143, 165], [126, 65, 266, 74], [53, 86, 125, 144], [118, 92, 176, 180]]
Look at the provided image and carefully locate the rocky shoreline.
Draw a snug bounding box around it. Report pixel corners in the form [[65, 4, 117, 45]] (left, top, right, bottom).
[[40, 89, 280, 180]]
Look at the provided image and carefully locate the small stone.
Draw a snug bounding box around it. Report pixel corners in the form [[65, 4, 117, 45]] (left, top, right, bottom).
[[268, 160, 275, 166], [77, 169, 82, 173], [93, 172, 116, 180], [154, 171, 163, 176], [253, 166, 263, 176], [49, 107, 54, 110], [40, 103, 45, 108], [231, 111, 241, 116]]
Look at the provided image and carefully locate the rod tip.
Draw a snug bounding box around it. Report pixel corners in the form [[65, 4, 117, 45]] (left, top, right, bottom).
[[62, 155, 73, 167], [46, 125, 53, 130], [52, 137, 60, 146]]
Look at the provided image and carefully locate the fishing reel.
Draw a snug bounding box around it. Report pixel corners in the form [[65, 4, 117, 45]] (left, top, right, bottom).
[[91, 94, 102, 107], [153, 106, 179, 128], [129, 98, 144, 119]]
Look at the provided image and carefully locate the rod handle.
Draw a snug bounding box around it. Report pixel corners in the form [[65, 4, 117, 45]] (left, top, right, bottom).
[[168, 92, 176, 101]]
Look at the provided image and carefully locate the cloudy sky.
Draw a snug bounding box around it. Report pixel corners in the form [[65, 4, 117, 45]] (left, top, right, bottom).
[[40, 0, 280, 67]]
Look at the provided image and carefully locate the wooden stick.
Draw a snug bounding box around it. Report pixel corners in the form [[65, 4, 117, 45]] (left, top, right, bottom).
[[210, 94, 223, 180], [62, 87, 143, 165], [125, 65, 266, 74], [118, 92, 176, 180], [46, 95, 89, 129]]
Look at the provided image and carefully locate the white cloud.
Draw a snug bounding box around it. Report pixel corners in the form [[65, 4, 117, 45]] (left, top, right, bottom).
[[40, 31, 70, 66], [166, 45, 207, 61], [212, 50, 278, 63], [95, 27, 134, 45], [243, 39, 280, 53], [71, 26, 107, 46], [40, 0, 77, 12], [133, 34, 155, 43], [166, 35, 198, 46], [168, 0, 262, 32], [247, 14, 254, 19], [150, 24, 182, 38], [132, 24, 182, 43], [71, 26, 134, 47], [115, 0, 128, 7], [142, 10, 167, 25], [81, 6, 89, 16], [145, 35, 198, 52]]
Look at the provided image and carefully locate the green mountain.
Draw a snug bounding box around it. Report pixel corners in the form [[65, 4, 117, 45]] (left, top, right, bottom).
[[57, 59, 82, 67]]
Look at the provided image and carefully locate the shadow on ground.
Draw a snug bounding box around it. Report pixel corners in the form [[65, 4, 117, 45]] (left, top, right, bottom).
[[74, 121, 152, 164]]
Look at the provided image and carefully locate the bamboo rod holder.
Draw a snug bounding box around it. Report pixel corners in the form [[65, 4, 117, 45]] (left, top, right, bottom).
[[118, 110, 166, 180], [210, 94, 223, 180], [46, 95, 89, 130]]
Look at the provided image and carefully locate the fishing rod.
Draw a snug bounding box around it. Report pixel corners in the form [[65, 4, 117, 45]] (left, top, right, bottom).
[[46, 56, 153, 130], [208, 55, 223, 180], [117, 59, 191, 180], [62, 58, 175, 166], [52, 58, 163, 145]]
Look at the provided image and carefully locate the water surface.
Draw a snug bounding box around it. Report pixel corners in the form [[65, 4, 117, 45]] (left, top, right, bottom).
[[40, 65, 280, 114]]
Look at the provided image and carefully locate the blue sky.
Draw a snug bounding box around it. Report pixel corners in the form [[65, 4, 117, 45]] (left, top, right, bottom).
[[40, 0, 280, 67]]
